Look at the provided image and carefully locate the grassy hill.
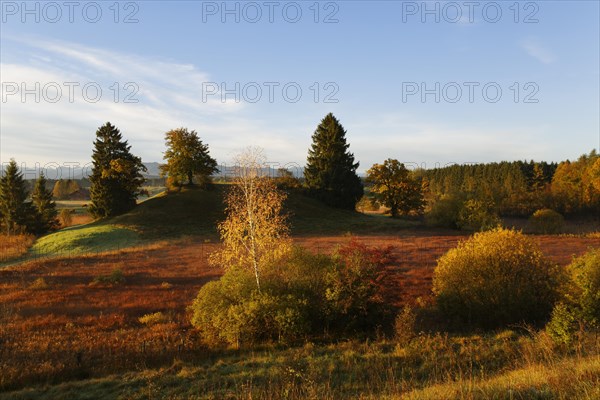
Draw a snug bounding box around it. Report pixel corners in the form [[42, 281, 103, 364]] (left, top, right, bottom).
[[112, 184, 416, 238], [15, 185, 417, 262]]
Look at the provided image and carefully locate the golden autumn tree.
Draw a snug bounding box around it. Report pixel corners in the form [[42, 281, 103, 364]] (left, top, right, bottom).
[[210, 148, 291, 291]]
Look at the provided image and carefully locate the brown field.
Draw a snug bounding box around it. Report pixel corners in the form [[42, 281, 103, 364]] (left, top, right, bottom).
[[1, 232, 599, 391]]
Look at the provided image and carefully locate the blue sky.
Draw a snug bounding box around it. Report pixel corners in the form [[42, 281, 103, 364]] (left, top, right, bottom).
[[1, 0, 599, 173]]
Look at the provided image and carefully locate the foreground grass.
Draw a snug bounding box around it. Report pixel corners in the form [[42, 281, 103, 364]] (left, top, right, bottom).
[[2, 332, 598, 400]]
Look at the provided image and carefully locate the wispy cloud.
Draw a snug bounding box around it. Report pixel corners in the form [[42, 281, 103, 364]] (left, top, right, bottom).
[[520, 37, 556, 64]]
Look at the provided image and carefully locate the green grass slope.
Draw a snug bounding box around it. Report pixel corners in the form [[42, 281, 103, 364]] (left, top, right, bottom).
[[15, 185, 415, 262], [110, 184, 416, 238]]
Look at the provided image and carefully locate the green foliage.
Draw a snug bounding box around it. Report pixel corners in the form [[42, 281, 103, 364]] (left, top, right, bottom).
[[394, 305, 417, 346], [138, 312, 169, 326], [457, 199, 501, 231], [425, 196, 463, 229], [0, 159, 35, 235], [190, 267, 309, 346], [191, 242, 390, 346], [52, 179, 81, 200], [366, 159, 425, 217], [433, 228, 563, 328], [93, 268, 125, 285], [160, 128, 218, 187], [31, 173, 59, 235], [423, 160, 557, 217], [304, 113, 363, 210], [529, 208, 565, 234], [567, 248, 600, 329], [89, 122, 147, 219], [546, 302, 578, 345]]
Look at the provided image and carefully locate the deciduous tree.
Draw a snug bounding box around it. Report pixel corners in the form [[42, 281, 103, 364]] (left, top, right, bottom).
[[366, 159, 425, 217], [210, 148, 291, 291], [160, 128, 218, 187]]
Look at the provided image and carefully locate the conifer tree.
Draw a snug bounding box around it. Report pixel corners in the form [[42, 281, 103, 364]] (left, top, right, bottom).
[[88, 122, 147, 218], [304, 113, 363, 209], [31, 173, 59, 234], [0, 159, 34, 235]]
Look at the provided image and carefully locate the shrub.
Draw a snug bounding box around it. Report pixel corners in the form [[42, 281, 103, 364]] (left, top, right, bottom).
[[433, 228, 563, 328], [529, 208, 564, 234], [394, 305, 417, 346], [567, 248, 600, 329], [190, 268, 310, 346], [457, 199, 501, 231], [425, 196, 462, 229], [546, 302, 577, 345], [356, 195, 380, 212], [139, 312, 169, 326], [59, 209, 74, 227], [92, 268, 125, 285], [190, 242, 392, 346], [325, 240, 391, 333], [29, 277, 49, 290]]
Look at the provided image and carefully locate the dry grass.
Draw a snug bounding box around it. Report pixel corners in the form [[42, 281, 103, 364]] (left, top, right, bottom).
[[0, 234, 36, 263], [0, 233, 598, 394]]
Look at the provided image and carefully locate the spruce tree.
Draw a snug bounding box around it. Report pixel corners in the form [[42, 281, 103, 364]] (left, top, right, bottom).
[[304, 113, 363, 209], [89, 122, 147, 218], [31, 173, 59, 234], [0, 159, 34, 235]]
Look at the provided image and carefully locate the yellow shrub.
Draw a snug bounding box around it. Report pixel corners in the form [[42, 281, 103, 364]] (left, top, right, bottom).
[[433, 228, 563, 328]]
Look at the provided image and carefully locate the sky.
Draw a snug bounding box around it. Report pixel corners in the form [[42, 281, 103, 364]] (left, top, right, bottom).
[[1, 0, 599, 174]]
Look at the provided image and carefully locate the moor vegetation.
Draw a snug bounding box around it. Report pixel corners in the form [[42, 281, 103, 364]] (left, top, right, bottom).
[[0, 115, 599, 399]]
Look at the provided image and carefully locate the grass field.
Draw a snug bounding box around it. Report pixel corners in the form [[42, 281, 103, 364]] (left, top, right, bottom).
[[1, 233, 598, 396], [1, 186, 599, 398]]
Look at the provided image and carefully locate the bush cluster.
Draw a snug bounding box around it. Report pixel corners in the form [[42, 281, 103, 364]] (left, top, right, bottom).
[[529, 208, 564, 234], [190, 240, 391, 346]]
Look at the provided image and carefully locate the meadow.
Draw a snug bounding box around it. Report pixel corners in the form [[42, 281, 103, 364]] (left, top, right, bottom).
[[1, 187, 599, 399]]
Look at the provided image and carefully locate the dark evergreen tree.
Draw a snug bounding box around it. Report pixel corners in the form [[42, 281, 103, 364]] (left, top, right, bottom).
[[31, 173, 59, 234], [88, 122, 147, 218], [304, 113, 363, 209], [0, 159, 34, 235]]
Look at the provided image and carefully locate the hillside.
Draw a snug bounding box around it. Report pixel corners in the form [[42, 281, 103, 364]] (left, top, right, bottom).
[[110, 184, 417, 239], [19, 185, 417, 261]]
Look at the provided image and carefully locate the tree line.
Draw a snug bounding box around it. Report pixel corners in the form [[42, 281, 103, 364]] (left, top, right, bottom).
[[1, 114, 598, 236]]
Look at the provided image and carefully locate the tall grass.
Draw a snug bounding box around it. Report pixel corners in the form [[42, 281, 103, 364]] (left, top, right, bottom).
[[0, 234, 35, 262], [2, 330, 599, 399]]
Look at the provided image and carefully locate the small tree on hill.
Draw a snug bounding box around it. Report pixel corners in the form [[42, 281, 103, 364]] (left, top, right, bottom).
[[31, 173, 59, 234], [304, 113, 363, 209], [366, 159, 425, 217], [160, 128, 218, 187], [0, 159, 34, 235], [52, 179, 81, 200], [88, 122, 146, 218], [210, 147, 291, 291]]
